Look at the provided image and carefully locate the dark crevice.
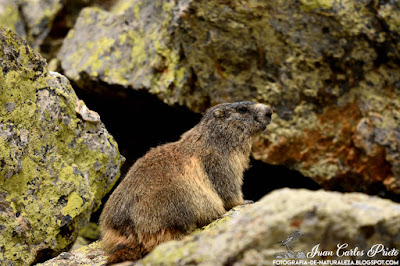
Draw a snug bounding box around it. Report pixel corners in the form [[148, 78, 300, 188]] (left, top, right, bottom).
[[243, 159, 322, 201], [370, 1, 400, 66], [16, 3, 29, 38], [33, 248, 57, 264], [325, 174, 400, 203]]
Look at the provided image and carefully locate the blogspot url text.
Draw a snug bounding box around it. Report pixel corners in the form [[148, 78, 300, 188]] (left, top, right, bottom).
[[272, 260, 399, 265]]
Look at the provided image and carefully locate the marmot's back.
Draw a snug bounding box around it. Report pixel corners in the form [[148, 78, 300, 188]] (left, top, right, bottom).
[[100, 101, 273, 264]]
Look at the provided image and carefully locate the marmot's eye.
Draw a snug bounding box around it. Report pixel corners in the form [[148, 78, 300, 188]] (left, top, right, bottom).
[[237, 106, 249, 113]]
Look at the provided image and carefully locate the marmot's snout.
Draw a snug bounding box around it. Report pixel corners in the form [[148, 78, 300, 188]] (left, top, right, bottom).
[[254, 103, 273, 130]]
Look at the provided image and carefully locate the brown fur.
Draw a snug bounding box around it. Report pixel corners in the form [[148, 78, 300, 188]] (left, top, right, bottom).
[[100, 101, 273, 264]]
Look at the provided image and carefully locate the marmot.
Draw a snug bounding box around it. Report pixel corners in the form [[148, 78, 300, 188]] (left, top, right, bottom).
[[100, 101, 273, 264]]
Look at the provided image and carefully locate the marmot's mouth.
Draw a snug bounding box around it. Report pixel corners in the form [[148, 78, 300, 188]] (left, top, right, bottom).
[[253, 117, 271, 134], [255, 113, 272, 125]]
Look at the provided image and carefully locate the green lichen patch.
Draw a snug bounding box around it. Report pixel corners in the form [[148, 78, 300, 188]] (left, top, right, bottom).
[[379, 4, 400, 32], [300, 0, 333, 11]]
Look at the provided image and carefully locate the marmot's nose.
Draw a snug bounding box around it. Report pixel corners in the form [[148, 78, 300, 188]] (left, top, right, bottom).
[[264, 106, 273, 119]]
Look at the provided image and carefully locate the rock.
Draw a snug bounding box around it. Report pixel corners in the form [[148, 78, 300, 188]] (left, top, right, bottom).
[[57, 1, 195, 106], [0, 26, 124, 265], [69, 236, 91, 252], [37, 241, 107, 266], [0, 0, 63, 49], [70, 222, 101, 251], [78, 222, 101, 241], [58, 0, 400, 197], [0, 0, 118, 61], [137, 188, 400, 265], [39, 0, 119, 61], [38, 189, 400, 265]]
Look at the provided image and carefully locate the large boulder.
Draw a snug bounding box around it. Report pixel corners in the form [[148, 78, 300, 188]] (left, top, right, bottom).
[[0, 0, 117, 61], [0, 26, 124, 265], [38, 189, 400, 265], [57, 1, 189, 101], [57, 0, 400, 197], [0, 0, 63, 49]]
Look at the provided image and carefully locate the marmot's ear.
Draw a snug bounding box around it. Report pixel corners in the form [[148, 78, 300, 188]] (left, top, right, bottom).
[[213, 109, 225, 118]]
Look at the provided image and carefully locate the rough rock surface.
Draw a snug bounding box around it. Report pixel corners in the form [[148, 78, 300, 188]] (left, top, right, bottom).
[[58, 1, 189, 99], [0, 26, 124, 265], [38, 189, 400, 265], [0, 0, 117, 61], [37, 241, 107, 266], [57, 0, 400, 197], [0, 0, 63, 49]]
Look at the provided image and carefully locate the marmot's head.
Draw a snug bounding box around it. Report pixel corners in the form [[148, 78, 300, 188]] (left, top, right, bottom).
[[201, 101, 273, 137]]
